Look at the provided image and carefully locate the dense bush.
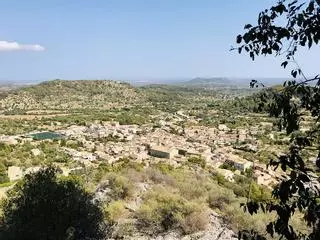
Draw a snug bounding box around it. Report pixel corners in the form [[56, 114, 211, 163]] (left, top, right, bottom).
[[106, 173, 135, 200], [136, 186, 208, 234], [0, 163, 9, 184], [187, 156, 206, 168], [180, 211, 208, 234], [104, 200, 128, 223], [208, 187, 236, 210], [0, 171, 9, 184], [220, 162, 236, 171], [145, 168, 176, 186], [177, 174, 212, 201], [0, 167, 107, 240]]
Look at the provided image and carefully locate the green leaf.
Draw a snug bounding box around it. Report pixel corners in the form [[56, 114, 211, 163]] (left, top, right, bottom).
[[308, 1, 315, 12], [236, 35, 242, 44], [281, 61, 288, 69], [272, 43, 280, 51], [291, 70, 297, 78]]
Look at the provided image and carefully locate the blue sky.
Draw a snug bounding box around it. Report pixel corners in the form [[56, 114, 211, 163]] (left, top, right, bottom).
[[0, 0, 319, 82]]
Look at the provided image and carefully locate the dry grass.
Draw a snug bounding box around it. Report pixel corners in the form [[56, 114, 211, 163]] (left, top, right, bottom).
[[181, 211, 209, 234]]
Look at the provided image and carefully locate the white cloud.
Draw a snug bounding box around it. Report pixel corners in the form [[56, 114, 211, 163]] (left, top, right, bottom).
[[0, 41, 45, 52]]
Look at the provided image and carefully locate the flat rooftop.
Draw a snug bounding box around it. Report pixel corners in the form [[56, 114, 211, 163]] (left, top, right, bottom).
[[29, 132, 65, 140]]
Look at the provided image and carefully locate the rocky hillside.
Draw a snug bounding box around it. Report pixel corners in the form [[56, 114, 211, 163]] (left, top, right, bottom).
[[0, 80, 144, 111]]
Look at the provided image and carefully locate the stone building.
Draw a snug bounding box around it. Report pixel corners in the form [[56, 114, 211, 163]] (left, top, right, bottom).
[[225, 155, 253, 171], [149, 146, 178, 159], [8, 166, 23, 182]]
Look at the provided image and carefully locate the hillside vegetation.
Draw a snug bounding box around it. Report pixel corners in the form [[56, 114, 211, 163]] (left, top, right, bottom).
[[0, 80, 143, 112], [0, 80, 243, 114]]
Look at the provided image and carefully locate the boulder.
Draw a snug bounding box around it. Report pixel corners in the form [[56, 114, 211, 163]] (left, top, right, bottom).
[[31, 148, 41, 156]]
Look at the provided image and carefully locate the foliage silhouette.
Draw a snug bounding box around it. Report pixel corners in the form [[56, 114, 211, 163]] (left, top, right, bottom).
[[0, 166, 108, 240], [234, 0, 320, 239]]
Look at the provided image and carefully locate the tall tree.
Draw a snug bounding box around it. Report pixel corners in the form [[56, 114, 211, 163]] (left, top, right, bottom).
[[0, 167, 108, 240], [234, 1, 320, 239]]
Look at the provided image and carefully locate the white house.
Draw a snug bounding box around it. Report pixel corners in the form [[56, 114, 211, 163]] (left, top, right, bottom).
[[8, 166, 23, 182]]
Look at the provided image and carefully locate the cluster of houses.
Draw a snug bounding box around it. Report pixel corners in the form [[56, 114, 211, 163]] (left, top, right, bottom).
[[54, 122, 261, 174], [0, 119, 281, 188]]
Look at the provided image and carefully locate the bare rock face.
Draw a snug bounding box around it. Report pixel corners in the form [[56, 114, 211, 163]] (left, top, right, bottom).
[[31, 148, 41, 156], [93, 181, 112, 203]]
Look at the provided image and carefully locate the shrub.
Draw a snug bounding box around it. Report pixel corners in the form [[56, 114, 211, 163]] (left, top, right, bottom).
[[107, 174, 135, 200], [112, 222, 135, 239], [109, 157, 131, 172], [0, 167, 107, 240], [136, 188, 185, 232], [228, 182, 247, 197], [125, 168, 147, 183], [0, 163, 9, 184], [208, 187, 236, 210], [104, 200, 127, 223], [136, 186, 207, 234], [93, 167, 107, 183], [145, 168, 176, 186], [220, 162, 236, 171], [180, 211, 208, 234], [211, 172, 227, 185], [187, 156, 206, 168], [152, 162, 174, 174], [222, 202, 274, 237], [177, 175, 212, 201], [0, 171, 9, 184], [249, 182, 271, 202]]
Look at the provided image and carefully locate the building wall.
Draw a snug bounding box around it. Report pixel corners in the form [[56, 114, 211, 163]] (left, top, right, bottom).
[[149, 149, 170, 159], [233, 162, 244, 171], [8, 166, 23, 182], [169, 149, 179, 158], [243, 162, 253, 171], [227, 159, 252, 171]]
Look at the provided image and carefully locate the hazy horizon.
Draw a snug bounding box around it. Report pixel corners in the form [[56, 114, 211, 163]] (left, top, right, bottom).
[[0, 76, 290, 86]]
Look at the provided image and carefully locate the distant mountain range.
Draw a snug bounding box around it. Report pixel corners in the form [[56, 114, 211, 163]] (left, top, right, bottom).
[[184, 77, 233, 85], [0, 77, 290, 89], [172, 77, 289, 89], [128, 77, 290, 88]]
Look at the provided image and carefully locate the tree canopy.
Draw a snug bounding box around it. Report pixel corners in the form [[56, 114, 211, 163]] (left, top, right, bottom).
[[234, 1, 320, 239], [0, 167, 107, 240]]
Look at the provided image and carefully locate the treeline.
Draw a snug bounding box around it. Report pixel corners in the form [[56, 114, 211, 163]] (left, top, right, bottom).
[[230, 86, 283, 114]]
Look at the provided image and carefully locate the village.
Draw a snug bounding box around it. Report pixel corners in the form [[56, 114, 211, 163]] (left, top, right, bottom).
[[0, 112, 283, 190]]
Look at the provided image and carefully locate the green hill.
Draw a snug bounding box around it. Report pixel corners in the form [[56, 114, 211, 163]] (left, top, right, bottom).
[[178, 77, 248, 89], [0, 80, 143, 112], [186, 77, 233, 85]]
